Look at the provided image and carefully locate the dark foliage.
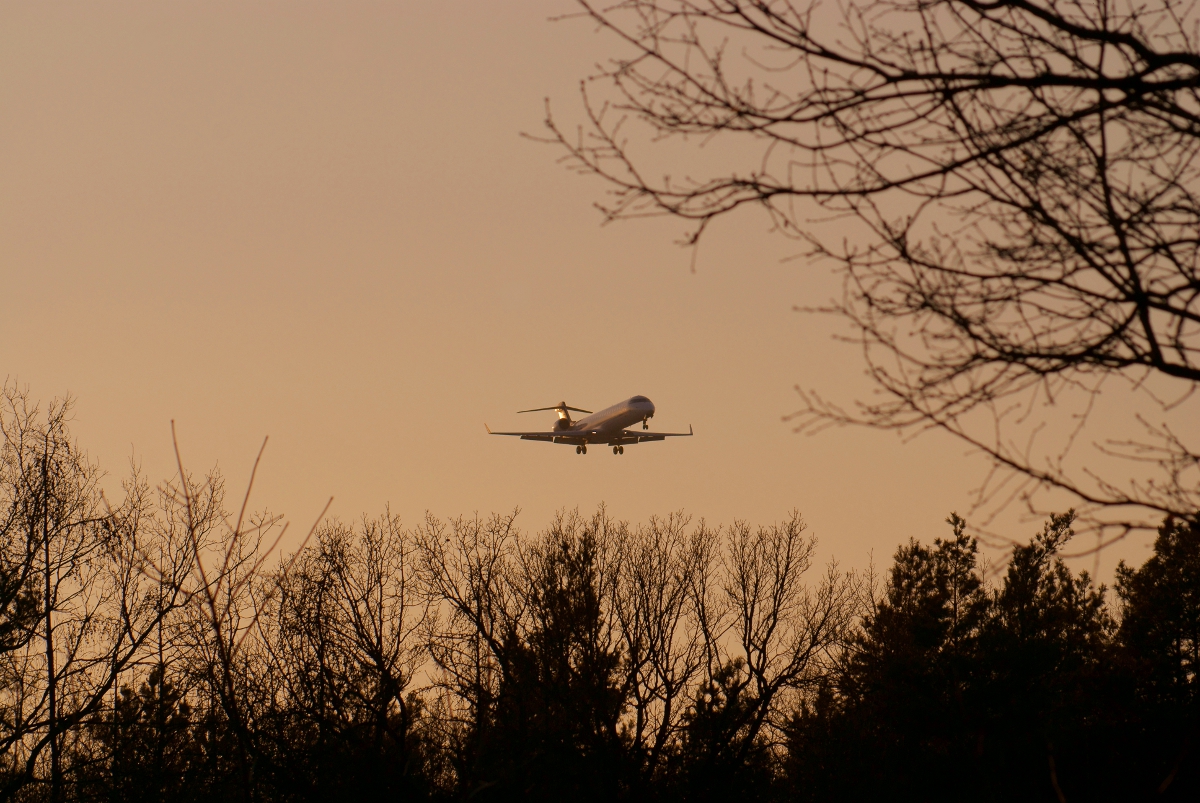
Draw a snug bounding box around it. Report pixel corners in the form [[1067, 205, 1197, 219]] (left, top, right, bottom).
[[74, 667, 204, 803], [673, 660, 775, 803], [3, 388, 1199, 802], [465, 525, 628, 802], [1114, 517, 1200, 797]]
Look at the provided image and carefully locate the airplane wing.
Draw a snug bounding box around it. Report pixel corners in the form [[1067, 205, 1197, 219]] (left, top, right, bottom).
[[484, 424, 692, 445], [607, 426, 693, 445], [484, 425, 590, 444]]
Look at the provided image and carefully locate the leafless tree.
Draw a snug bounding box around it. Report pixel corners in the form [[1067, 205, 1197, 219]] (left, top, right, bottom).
[[417, 506, 854, 786], [414, 511, 526, 760], [251, 512, 430, 784], [0, 387, 194, 802], [0, 394, 43, 666], [611, 512, 716, 781], [158, 427, 330, 800], [322, 512, 429, 751], [720, 513, 856, 752], [546, 0, 1200, 539]]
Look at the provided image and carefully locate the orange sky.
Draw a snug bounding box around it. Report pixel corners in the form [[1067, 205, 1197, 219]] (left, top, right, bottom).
[[0, 0, 1162, 578]]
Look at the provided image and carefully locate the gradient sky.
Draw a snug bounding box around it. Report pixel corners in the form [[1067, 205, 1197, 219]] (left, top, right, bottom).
[[1, 0, 1164, 578]]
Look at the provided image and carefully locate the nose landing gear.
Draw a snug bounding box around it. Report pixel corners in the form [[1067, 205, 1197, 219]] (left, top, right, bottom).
[[642, 417, 650, 430]]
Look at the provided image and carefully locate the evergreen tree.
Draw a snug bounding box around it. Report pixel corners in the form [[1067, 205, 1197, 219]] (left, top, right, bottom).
[[794, 515, 991, 801], [1116, 517, 1200, 797], [672, 660, 775, 803], [978, 512, 1112, 801], [468, 520, 628, 802], [78, 667, 203, 803]]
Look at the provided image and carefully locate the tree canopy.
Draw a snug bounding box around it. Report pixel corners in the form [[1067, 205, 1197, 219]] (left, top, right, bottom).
[[3, 387, 1199, 801]]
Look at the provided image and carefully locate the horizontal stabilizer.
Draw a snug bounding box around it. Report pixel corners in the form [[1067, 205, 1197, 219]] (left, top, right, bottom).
[[518, 400, 592, 414]]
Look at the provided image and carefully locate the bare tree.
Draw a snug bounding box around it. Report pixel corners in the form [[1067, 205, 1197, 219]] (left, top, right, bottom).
[[720, 513, 856, 753], [0, 394, 44, 666], [249, 512, 430, 794], [323, 512, 429, 756], [611, 512, 716, 782], [158, 427, 330, 800], [0, 387, 195, 802], [546, 0, 1200, 538], [414, 510, 525, 778]]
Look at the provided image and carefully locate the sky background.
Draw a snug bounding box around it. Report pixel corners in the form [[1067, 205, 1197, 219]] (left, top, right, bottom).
[[0, 0, 1166, 578]]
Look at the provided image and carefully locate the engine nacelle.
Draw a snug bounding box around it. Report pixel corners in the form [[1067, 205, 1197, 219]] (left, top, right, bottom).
[[553, 418, 572, 431]]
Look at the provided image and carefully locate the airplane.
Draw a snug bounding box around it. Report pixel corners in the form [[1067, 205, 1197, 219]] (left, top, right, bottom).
[[485, 396, 693, 455]]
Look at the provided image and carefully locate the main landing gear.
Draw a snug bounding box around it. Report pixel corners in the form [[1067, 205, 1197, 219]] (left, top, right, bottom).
[[612, 445, 624, 455], [575, 445, 587, 455]]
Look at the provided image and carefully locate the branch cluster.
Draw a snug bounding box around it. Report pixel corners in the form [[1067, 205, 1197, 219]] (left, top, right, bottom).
[[547, 0, 1200, 533]]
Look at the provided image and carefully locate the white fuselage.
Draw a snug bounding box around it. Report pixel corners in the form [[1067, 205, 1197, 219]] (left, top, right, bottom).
[[565, 396, 655, 433]]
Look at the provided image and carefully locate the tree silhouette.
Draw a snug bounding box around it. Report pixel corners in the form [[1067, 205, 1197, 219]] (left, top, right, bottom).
[[788, 512, 1120, 801], [249, 516, 433, 801], [835, 516, 990, 800], [546, 0, 1200, 534], [77, 667, 203, 803], [1116, 517, 1200, 796], [421, 510, 630, 802], [0, 386, 194, 803], [7, 388, 1200, 802], [674, 659, 775, 803], [487, 517, 628, 801], [610, 513, 714, 791], [978, 512, 1112, 800]]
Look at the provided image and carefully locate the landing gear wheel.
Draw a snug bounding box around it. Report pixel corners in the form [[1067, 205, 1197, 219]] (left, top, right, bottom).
[[581, 445, 587, 455], [619, 446, 624, 454], [576, 446, 582, 454], [613, 446, 619, 455]]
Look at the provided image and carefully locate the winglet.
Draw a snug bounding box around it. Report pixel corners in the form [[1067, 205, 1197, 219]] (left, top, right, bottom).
[[689, 424, 693, 435], [485, 423, 492, 434]]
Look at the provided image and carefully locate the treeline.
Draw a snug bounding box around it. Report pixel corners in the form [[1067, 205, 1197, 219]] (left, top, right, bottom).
[[2, 389, 1198, 802]]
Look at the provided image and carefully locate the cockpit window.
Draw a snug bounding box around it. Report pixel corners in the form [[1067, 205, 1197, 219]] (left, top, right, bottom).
[[631, 396, 650, 403]]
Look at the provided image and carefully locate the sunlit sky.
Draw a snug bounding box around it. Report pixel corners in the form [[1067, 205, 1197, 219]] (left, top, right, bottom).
[[1, 1, 1160, 578]]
